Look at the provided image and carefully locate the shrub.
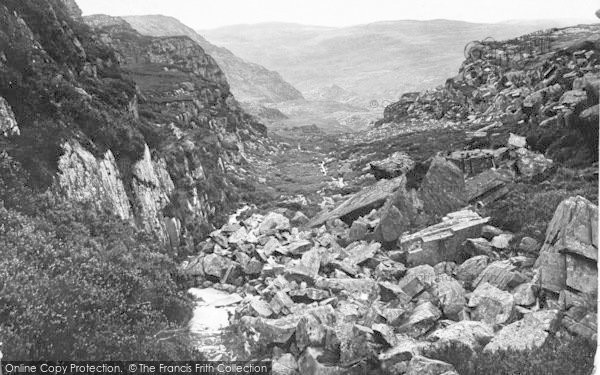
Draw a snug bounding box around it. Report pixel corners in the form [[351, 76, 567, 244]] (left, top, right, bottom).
[[424, 335, 596, 375], [0, 157, 200, 360]]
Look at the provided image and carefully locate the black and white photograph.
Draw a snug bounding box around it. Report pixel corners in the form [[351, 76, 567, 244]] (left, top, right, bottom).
[[0, 0, 598, 374]]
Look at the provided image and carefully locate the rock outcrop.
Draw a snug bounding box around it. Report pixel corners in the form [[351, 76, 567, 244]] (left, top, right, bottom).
[[0, 0, 267, 247]]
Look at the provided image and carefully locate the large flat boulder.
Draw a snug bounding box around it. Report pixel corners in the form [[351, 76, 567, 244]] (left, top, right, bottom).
[[418, 157, 467, 218], [483, 310, 560, 352], [399, 210, 489, 266], [308, 176, 406, 227]]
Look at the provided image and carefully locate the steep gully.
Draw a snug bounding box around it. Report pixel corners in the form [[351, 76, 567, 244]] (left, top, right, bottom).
[[177, 24, 599, 373]]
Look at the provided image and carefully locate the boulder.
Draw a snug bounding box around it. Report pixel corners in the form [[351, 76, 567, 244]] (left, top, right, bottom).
[[348, 221, 369, 242], [298, 347, 345, 375], [473, 260, 527, 290], [345, 241, 380, 266], [399, 265, 436, 297], [513, 283, 537, 306], [465, 169, 512, 204], [455, 255, 489, 288], [399, 210, 489, 266], [406, 355, 456, 375], [296, 305, 337, 351], [308, 176, 406, 227], [535, 196, 598, 294], [490, 233, 514, 249], [378, 204, 408, 243], [398, 302, 442, 337], [315, 278, 378, 299], [202, 254, 232, 279], [370, 151, 415, 179], [379, 338, 429, 372], [259, 212, 290, 234], [468, 282, 514, 326], [430, 274, 466, 319], [418, 157, 467, 218], [484, 310, 560, 352], [518, 236, 541, 253], [429, 320, 494, 351], [513, 148, 553, 180], [272, 353, 298, 375]]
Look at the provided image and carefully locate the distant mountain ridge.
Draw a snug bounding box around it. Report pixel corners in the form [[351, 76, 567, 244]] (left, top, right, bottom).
[[122, 15, 304, 104], [201, 19, 599, 102]]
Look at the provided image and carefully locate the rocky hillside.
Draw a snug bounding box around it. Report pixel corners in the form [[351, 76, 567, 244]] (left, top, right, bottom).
[[121, 15, 304, 104], [176, 22, 598, 375], [381, 24, 600, 167], [0, 0, 268, 251]]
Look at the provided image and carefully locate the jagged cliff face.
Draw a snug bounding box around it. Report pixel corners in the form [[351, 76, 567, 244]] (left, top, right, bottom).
[[0, 1, 267, 249]]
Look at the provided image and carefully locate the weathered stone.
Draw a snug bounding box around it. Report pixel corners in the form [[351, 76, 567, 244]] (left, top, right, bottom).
[[399, 265, 436, 298], [372, 323, 397, 346], [290, 288, 331, 302], [249, 298, 274, 318], [473, 260, 527, 291], [308, 176, 407, 227], [519, 236, 541, 253], [272, 353, 298, 375], [287, 240, 314, 255], [270, 291, 295, 316], [484, 310, 560, 352], [418, 157, 467, 218], [463, 238, 495, 257], [565, 254, 597, 294], [513, 282, 537, 306], [378, 204, 409, 243], [559, 89, 587, 107], [263, 237, 283, 256], [429, 320, 494, 351], [0, 96, 19, 137], [379, 307, 408, 326], [228, 226, 248, 244], [398, 302, 442, 337], [513, 148, 553, 180], [563, 312, 597, 341], [465, 169, 512, 204], [291, 211, 310, 226], [379, 337, 429, 371], [346, 241, 380, 265], [507, 133, 527, 148], [491, 233, 514, 249], [348, 221, 369, 242], [370, 151, 415, 179], [481, 225, 504, 240], [433, 262, 456, 276], [338, 323, 374, 365], [406, 355, 456, 375], [431, 274, 466, 320], [315, 278, 378, 299], [468, 282, 514, 326], [202, 254, 232, 279], [535, 196, 598, 294], [259, 212, 290, 234], [379, 281, 412, 303], [298, 347, 345, 375], [399, 210, 489, 266], [374, 260, 407, 280], [296, 305, 337, 351], [455, 255, 490, 288]]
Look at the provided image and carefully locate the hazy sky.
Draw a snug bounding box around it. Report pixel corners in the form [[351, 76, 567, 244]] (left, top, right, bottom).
[[75, 0, 599, 29]]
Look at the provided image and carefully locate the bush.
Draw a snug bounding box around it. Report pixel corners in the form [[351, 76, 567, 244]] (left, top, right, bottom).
[[424, 335, 596, 375], [0, 157, 200, 360]]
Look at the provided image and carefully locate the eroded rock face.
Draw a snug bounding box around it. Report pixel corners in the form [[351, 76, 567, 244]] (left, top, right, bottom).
[[483, 310, 560, 352], [535, 196, 598, 294], [57, 141, 132, 220], [0, 97, 19, 137], [418, 157, 467, 218]]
